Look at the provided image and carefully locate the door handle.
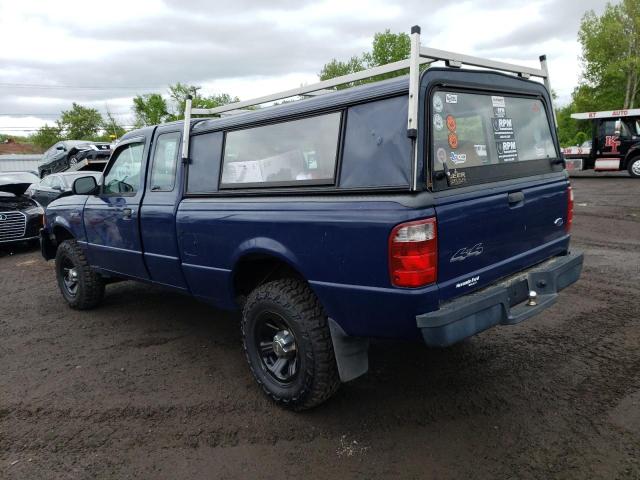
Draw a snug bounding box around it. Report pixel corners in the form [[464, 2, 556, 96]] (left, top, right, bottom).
[[122, 208, 133, 219], [507, 191, 524, 205]]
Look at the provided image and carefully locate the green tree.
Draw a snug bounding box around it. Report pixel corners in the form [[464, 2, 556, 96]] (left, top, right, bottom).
[[133, 93, 170, 127], [167, 83, 239, 119], [29, 124, 62, 150], [556, 104, 592, 146], [578, 0, 640, 109], [57, 103, 103, 139], [101, 109, 127, 140], [319, 29, 411, 87]]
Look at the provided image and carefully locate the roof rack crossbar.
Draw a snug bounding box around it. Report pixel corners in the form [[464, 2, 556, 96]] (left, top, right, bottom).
[[418, 46, 547, 79], [183, 25, 553, 192], [190, 57, 434, 116]]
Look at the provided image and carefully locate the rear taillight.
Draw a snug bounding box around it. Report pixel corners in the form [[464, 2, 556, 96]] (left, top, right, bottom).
[[566, 185, 574, 233], [389, 218, 437, 288]]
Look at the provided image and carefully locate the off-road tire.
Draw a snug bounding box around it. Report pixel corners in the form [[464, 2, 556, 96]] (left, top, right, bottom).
[[69, 156, 78, 167], [55, 240, 105, 310], [242, 278, 340, 410], [627, 156, 640, 178]]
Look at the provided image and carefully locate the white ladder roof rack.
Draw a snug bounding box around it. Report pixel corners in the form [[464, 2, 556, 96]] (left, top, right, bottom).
[[182, 25, 552, 191]]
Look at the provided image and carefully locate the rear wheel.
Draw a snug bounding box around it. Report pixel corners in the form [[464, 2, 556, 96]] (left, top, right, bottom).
[[628, 156, 640, 178], [242, 278, 340, 410], [55, 240, 105, 309]]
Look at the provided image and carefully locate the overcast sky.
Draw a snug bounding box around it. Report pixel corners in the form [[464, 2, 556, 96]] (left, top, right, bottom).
[[0, 0, 608, 137]]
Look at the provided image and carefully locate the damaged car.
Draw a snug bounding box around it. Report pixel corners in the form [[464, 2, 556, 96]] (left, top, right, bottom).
[[0, 172, 44, 245], [38, 140, 111, 178]]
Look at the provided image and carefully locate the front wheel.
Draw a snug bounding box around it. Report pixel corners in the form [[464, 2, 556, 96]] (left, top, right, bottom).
[[55, 240, 105, 309], [242, 278, 340, 410], [628, 157, 640, 178]]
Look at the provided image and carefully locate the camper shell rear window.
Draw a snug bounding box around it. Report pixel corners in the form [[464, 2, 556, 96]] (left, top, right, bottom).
[[430, 89, 559, 190]]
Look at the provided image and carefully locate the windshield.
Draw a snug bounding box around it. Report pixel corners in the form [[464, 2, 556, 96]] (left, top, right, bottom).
[[431, 90, 558, 189]]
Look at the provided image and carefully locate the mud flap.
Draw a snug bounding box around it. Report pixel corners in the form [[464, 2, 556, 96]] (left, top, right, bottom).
[[328, 318, 369, 382]]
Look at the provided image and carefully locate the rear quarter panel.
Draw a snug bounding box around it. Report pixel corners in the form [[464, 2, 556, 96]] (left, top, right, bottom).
[[176, 196, 439, 340]]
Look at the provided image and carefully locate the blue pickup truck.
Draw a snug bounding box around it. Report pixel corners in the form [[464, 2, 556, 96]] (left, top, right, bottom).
[[41, 34, 583, 409]]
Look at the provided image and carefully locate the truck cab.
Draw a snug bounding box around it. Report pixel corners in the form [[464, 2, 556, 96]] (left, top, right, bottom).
[[40, 27, 583, 410]]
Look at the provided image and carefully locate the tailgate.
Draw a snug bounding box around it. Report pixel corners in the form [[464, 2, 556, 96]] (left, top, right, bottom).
[[428, 89, 569, 302], [435, 178, 570, 301]]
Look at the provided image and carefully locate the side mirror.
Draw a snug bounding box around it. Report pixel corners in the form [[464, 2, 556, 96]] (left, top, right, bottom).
[[72, 176, 98, 195], [56, 145, 66, 151]]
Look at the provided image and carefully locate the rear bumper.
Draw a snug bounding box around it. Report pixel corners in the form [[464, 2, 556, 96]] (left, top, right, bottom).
[[416, 251, 584, 347]]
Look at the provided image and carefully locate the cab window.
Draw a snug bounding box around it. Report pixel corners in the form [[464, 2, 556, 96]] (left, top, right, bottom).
[[103, 142, 145, 195], [220, 112, 342, 188], [149, 132, 180, 191]]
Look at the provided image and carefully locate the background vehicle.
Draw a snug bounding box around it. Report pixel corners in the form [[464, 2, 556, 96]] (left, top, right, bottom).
[[38, 140, 111, 178], [40, 28, 582, 410], [0, 172, 44, 245], [563, 109, 640, 177], [29, 171, 102, 207]]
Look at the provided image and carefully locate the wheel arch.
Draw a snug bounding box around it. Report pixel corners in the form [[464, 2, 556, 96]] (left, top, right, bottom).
[[231, 251, 307, 306], [623, 148, 640, 169]]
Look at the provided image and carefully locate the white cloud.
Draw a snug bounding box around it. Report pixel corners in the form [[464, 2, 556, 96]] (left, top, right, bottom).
[[0, 0, 608, 136]]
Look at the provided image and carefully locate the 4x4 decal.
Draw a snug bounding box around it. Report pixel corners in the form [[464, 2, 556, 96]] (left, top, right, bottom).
[[450, 243, 484, 263]]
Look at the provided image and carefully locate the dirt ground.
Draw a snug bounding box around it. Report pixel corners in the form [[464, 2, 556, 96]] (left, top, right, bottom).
[[1, 174, 639, 479]]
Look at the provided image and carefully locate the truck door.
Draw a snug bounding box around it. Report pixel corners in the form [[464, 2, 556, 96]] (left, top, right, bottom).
[[139, 127, 188, 289], [621, 118, 640, 165], [595, 119, 625, 170], [84, 136, 150, 279]]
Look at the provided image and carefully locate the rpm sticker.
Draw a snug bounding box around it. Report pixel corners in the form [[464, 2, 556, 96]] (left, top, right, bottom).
[[497, 140, 518, 162], [433, 113, 444, 131], [492, 117, 515, 140], [433, 95, 443, 113], [448, 133, 459, 149], [446, 115, 457, 132]]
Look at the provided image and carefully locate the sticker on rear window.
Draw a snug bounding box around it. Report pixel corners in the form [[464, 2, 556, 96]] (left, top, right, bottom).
[[449, 170, 466, 186], [446, 115, 457, 132], [433, 114, 444, 131], [492, 117, 515, 140], [497, 140, 518, 162], [445, 94, 458, 104], [433, 95, 443, 113], [449, 152, 467, 164], [492, 96, 505, 108], [474, 144, 487, 157], [448, 133, 458, 149], [494, 106, 506, 118]]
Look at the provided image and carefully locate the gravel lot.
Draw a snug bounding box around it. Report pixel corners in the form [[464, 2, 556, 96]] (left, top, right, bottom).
[[1, 174, 639, 479]]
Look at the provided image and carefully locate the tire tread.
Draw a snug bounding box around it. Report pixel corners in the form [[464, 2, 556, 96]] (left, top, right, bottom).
[[242, 278, 340, 410]]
